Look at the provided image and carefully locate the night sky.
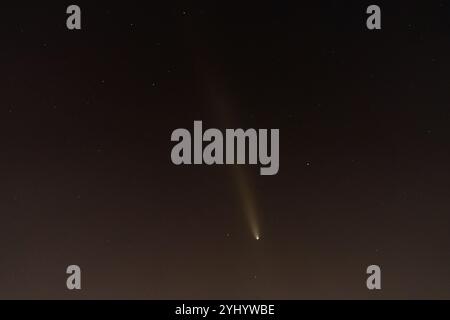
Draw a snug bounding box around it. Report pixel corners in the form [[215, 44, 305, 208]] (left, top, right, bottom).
[[1, 1, 450, 299]]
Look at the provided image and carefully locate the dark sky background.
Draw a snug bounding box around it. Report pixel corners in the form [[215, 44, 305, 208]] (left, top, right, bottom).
[[1, 1, 450, 299]]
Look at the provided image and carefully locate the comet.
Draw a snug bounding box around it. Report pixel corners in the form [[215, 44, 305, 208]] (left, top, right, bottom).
[[233, 166, 261, 241], [182, 29, 262, 241]]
